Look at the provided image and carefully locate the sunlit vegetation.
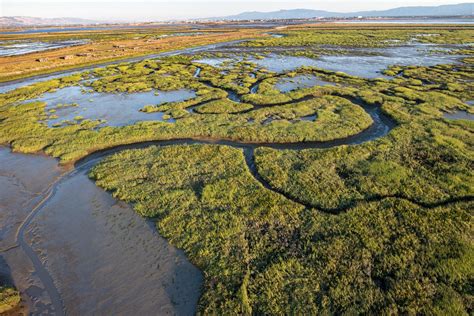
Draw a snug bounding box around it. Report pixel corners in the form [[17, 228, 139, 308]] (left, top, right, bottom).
[[196, 61, 261, 91], [0, 53, 379, 162], [88, 58, 198, 93], [90, 144, 473, 314], [243, 28, 474, 47], [251, 58, 474, 211], [193, 99, 254, 114], [1, 25, 473, 314], [255, 117, 473, 210], [0, 28, 262, 82], [384, 63, 474, 102], [0, 287, 20, 314], [90, 145, 304, 313]]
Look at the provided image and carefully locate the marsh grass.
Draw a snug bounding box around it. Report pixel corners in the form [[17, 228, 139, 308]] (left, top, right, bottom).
[[90, 144, 473, 314], [0, 26, 473, 314], [0, 287, 20, 314]]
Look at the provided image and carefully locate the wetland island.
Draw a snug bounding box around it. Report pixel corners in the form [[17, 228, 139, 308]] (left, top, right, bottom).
[[0, 1, 473, 315]]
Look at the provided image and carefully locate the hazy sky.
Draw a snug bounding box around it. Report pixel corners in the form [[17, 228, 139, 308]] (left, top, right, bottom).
[[1, 0, 468, 21]]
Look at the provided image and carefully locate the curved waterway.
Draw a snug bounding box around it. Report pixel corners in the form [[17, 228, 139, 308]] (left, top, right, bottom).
[[1, 38, 398, 314], [1, 96, 395, 314]]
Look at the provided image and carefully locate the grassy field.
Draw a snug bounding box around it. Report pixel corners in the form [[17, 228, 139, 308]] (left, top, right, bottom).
[[90, 144, 473, 314], [0, 287, 21, 314], [244, 26, 474, 47], [86, 26, 473, 314]]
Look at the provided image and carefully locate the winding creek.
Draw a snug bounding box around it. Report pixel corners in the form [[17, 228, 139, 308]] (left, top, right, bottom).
[[0, 38, 471, 314]]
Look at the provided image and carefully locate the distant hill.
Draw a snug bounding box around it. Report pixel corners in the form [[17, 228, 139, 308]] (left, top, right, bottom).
[[0, 16, 102, 27], [206, 3, 474, 21]]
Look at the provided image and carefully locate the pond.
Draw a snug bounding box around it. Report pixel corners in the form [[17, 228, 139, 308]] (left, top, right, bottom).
[[193, 57, 236, 67], [274, 75, 335, 92], [0, 40, 88, 57], [31, 86, 195, 127]]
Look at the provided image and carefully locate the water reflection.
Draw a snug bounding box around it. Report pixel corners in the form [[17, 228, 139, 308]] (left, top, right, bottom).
[[0, 40, 88, 57], [32, 86, 195, 127], [274, 75, 335, 92]]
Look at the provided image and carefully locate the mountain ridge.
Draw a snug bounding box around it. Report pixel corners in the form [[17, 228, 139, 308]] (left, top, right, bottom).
[[204, 3, 474, 21], [0, 16, 103, 27], [1, 3, 473, 26]]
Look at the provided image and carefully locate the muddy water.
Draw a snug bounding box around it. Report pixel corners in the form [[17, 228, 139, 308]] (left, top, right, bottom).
[[27, 163, 202, 315], [0, 147, 203, 315], [0, 147, 67, 314]]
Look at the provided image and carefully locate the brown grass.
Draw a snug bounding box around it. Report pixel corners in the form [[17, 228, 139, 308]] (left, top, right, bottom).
[[0, 29, 263, 82]]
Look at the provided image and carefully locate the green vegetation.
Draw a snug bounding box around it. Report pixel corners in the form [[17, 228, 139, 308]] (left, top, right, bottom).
[[0, 55, 377, 163], [252, 58, 474, 211], [90, 145, 304, 313], [1, 26, 473, 314], [0, 287, 20, 314], [193, 99, 254, 114], [255, 117, 473, 210], [244, 28, 474, 47], [384, 63, 474, 102], [90, 144, 473, 314]]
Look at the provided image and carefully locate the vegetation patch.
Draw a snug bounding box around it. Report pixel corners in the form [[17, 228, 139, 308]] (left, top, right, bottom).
[[243, 28, 474, 47], [193, 99, 254, 114], [0, 287, 21, 314], [255, 117, 473, 210], [90, 144, 473, 314], [90, 144, 304, 313]]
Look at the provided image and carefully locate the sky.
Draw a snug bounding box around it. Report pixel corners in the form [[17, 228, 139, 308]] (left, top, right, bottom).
[[1, 0, 468, 21]]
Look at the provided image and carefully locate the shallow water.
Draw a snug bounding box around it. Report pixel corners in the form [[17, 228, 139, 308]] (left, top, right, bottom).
[[299, 114, 317, 121], [193, 57, 235, 67], [0, 148, 67, 314], [1, 27, 109, 35], [32, 86, 195, 126], [0, 40, 88, 57], [268, 33, 287, 38], [194, 41, 465, 78], [274, 75, 335, 92], [443, 110, 474, 120], [0, 72, 83, 94], [250, 44, 464, 78], [27, 164, 202, 315], [314, 45, 464, 78], [0, 147, 203, 315]]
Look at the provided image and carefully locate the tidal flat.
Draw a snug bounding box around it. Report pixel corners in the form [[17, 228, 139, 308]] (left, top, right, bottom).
[[0, 24, 473, 315]]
